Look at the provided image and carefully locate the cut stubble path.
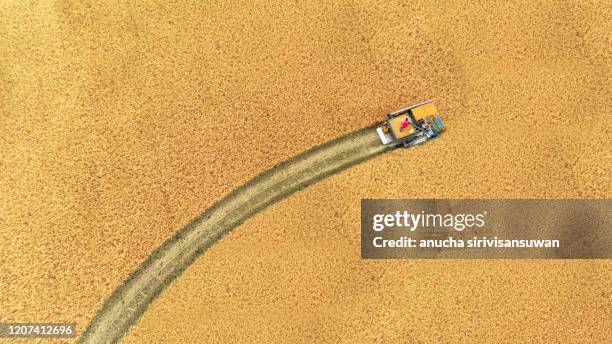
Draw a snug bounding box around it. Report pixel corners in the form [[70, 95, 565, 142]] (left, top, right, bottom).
[[79, 125, 390, 343]]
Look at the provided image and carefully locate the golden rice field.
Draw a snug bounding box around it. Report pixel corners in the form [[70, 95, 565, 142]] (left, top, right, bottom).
[[1, 1, 610, 343]]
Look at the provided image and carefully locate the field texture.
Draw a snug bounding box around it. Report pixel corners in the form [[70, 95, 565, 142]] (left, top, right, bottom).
[[1, 0, 610, 343]]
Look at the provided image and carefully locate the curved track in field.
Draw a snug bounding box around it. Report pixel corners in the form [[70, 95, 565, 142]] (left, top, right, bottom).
[[78, 125, 390, 343]]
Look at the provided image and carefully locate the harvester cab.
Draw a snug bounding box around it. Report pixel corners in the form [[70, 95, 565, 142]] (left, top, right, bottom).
[[376, 99, 446, 148]]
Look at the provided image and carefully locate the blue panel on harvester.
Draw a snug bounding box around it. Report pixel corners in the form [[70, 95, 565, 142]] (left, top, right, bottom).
[[435, 115, 445, 130], [430, 118, 440, 132]]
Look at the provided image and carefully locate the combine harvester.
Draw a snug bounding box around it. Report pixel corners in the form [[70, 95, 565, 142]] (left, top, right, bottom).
[[376, 99, 446, 148]]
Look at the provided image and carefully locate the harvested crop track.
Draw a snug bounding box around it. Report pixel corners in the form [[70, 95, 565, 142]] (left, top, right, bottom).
[[79, 125, 390, 343]]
